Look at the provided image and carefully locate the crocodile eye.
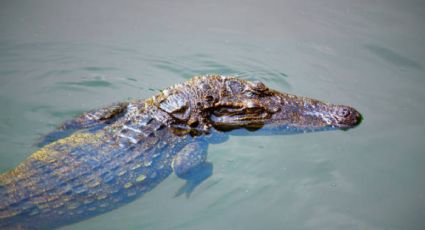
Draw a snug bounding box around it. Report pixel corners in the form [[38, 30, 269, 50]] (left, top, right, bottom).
[[249, 80, 268, 92], [337, 108, 351, 118], [244, 80, 269, 98]]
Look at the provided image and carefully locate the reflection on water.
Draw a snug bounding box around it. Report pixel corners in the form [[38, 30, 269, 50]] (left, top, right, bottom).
[[1, 0, 425, 229]]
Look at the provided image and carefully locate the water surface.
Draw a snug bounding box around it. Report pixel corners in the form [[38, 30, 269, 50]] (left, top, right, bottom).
[[1, 0, 425, 229]]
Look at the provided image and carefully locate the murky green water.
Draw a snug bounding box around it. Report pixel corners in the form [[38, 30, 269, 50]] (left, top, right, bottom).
[[1, 0, 425, 229]]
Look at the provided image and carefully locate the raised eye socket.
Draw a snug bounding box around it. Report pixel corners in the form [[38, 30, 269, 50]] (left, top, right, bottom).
[[337, 108, 351, 118], [244, 81, 269, 98], [249, 81, 268, 92]]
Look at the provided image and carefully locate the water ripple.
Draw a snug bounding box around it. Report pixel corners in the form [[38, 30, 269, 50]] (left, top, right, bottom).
[[365, 44, 423, 70]]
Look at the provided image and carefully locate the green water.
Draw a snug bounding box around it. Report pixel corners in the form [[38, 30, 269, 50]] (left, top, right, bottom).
[[1, 0, 425, 229]]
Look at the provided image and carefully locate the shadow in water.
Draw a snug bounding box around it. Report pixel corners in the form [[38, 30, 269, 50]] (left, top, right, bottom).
[[365, 44, 423, 70]]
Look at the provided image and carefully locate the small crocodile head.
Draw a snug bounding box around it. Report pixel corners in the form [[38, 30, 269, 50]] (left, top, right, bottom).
[[196, 76, 362, 133], [154, 76, 362, 135]]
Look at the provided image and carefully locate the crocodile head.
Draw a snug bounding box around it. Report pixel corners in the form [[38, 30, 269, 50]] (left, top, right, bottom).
[[154, 75, 362, 135]]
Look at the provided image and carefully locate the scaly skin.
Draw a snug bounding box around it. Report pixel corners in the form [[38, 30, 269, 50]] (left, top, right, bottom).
[[0, 75, 362, 229]]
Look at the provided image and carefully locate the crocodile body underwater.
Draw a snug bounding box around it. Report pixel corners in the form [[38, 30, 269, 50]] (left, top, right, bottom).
[[0, 75, 362, 229]]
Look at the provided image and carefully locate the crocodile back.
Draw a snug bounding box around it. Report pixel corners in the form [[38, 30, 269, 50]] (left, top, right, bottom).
[[0, 112, 191, 230]]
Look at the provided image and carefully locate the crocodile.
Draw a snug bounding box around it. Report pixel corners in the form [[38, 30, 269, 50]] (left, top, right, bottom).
[[0, 75, 362, 229]]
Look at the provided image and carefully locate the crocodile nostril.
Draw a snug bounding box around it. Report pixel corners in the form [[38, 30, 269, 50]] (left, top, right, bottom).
[[337, 108, 351, 118]]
